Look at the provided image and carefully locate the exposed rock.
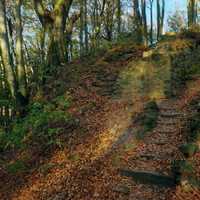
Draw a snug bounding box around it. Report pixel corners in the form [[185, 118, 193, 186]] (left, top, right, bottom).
[[183, 184, 191, 192], [190, 176, 200, 190], [111, 156, 123, 166], [113, 186, 129, 195], [146, 109, 157, 121], [113, 37, 200, 101], [138, 119, 156, 131], [173, 161, 195, 183], [145, 101, 159, 111], [121, 143, 136, 152], [117, 168, 175, 188], [178, 145, 198, 158], [68, 152, 83, 162]]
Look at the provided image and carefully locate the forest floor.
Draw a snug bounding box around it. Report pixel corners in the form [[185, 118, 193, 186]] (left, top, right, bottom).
[[1, 43, 200, 199]]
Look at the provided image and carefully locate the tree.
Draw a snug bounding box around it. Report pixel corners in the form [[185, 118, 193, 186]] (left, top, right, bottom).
[[187, 0, 197, 27], [167, 9, 187, 33], [148, 0, 154, 45], [0, 0, 17, 100], [84, 0, 88, 52], [79, 0, 83, 55], [89, 0, 106, 49], [134, 0, 142, 43], [117, 0, 121, 35], [157, 0, 165, 40], [104, 0, 115, 42], [15, 0, 28, 102], [31, 0, 75, 73], [142, 0, 147, 45]]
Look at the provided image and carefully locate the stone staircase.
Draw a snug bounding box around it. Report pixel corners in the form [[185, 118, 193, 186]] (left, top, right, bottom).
[[92, 70, 117, 96], [117, 102, 185, 188]]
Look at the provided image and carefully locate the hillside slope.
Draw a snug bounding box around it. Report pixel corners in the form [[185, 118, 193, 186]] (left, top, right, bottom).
[[0, 39, 200, 199]]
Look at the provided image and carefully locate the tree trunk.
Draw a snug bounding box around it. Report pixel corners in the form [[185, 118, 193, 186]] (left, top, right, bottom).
[[32, 0, 73, 72], [15, 0, 28, 105], [149, 0, 153, 45], [105, 0, 114, 42], [159, 0, 165, 38], [79, 0, 83, 55], [157, 0, 160, 40], [117, 0, 121, 35], [84, 0, 88, 52], [142, 0, 147, 46], [134, 0, 142, 43], [187, 0, 197, 27], [7, 18, 16, 64], [65, 13, 81, 57], [194, 0, 197, 25], [0, 0, 17, 100], [91, 0, 106, 49], [157, 0, 165, 40]]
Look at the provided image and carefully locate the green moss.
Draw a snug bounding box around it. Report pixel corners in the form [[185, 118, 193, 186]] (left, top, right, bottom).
[[151, 53, 161, 62], [68, 152, 83, 162], [173, 161, 195, 174], [139, 119, 156, 131], [135, 130, 147, 140], [120, 78, 129, 85], [145, 101, 159, 111], [190, 176, 200, 190], [111, 156, 123, 166], [120, 143, 136, 152], [114, 152, 123, 157], [145, 109, 157, 121]]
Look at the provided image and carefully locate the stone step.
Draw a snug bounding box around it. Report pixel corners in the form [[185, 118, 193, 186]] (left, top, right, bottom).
[[117, 168, 175, 188], [157, 113, 184, 118], [100, 79, 116, 83], [98, 75, 117, 80], [138, 154, 172, 160], [94, 84, 114, 89], [157, 131, 175, 134], [157, 121, 179, 125], [159, 107, 180, 110], [97, 90, 113, 96], [144, 141, 171, 145]]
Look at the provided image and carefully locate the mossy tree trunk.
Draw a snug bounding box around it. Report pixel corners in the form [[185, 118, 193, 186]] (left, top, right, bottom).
[[32, 0, 73, 72]]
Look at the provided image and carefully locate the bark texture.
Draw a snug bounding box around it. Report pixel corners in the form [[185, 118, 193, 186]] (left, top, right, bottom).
[[0, 0, 17, 100], [32, 0, 74, 71], [15, 0, 28, 103]]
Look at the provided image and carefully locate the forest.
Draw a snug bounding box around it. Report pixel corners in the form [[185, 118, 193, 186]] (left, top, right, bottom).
[[1, 0, 200, 199]]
